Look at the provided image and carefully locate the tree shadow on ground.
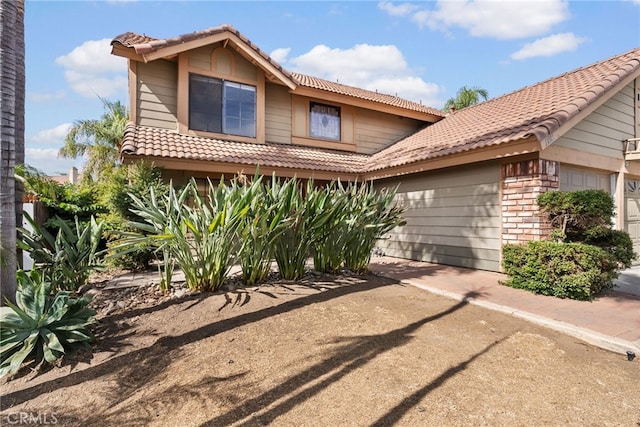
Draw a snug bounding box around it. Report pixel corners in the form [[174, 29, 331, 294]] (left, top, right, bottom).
[[370, 337, 505, 426], [368, 257, 490, 282], [0, 275, 398, 409], [198, 290, 486, 427]]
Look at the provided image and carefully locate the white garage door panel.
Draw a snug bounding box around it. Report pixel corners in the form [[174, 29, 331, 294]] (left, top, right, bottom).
[[625, 179, 640, 265], [560, 167, 610, 192]]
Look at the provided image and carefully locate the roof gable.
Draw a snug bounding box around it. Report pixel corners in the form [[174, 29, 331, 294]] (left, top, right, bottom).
[[113, 27, 639, 178], [291, 72, 443, 118], [367, 47, 640, 173], [111, 25, 297, 90], [111, 25, 445, 120]]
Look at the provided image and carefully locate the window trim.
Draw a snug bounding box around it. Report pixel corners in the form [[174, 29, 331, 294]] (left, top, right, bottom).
[[309, 101, 341, 141], [188, 72, 257, 138], [177, 52, 265, 143]]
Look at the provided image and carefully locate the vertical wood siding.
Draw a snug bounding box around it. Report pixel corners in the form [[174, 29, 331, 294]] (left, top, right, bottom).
[[137, 60, 178, 129], [376, 163, 501, 271]]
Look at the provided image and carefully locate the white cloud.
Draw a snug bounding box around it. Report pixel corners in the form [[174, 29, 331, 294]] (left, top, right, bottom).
[[377, 1, 420, 16], [270, 47, 291, 64], [278, 43, 443, 106], [511, 33, 587, 60], [329, 4, 348, 15], [56, 38, 127, 98], [24, 148, 82, 176], [25, 148, 62, 160], [32, 123, 73, 145], [364, 76, 441, 106], [28, 90, 66, 103], [290, 44, 408, 78], [26, 123, 84, 174], [382, 0, 570, 39]]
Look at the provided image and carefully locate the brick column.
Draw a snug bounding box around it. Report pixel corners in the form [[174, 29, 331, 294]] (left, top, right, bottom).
[[501, 159, 559, 245]]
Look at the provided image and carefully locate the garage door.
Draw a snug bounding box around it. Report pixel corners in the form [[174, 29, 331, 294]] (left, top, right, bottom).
[[375, 164, 501, 271], [560, 166, 610, 192], [625, 178, 640, 265]]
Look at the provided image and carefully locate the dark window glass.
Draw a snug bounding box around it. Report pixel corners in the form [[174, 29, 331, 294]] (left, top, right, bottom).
[[189, 74, 256, 138]]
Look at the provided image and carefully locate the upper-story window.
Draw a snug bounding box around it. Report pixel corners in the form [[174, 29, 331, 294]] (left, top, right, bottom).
[[309, 102, 340, 141], [189, 73, 256, 138]]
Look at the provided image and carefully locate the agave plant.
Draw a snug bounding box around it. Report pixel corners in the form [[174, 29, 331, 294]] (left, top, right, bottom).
[[0, 270, 96, 378], [18, 213, 104, 293]]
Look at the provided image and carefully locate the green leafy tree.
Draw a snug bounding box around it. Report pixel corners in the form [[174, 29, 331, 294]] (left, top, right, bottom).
[[16, 164, 105, 225], [444, 86, 488, 112], [59, 98, 128, 183]]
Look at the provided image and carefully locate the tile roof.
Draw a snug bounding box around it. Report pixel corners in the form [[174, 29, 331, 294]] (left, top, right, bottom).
[[111, 26, 444, 118], [367, 47, 640, 172], [112, 24, 294, 81], [114, 25, 640, 177], [121, 124, 368, 174], [291, 72, 443, 116]]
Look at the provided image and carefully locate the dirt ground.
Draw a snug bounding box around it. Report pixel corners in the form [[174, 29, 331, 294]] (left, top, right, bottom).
[[1, 270, 638, 427]]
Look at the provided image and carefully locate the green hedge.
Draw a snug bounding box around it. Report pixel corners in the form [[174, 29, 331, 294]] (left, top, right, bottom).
[[502, 241, 618, 301]]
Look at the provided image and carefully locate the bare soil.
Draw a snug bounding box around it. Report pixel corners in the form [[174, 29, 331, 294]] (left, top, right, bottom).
[[1, 270, 638, 427]]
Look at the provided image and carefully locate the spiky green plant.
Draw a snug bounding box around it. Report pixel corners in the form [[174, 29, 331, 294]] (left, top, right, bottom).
[[269, 178, 335, 280], [312, 181, 351, 273], [115, 178, 251, 292], [268, 177, 304, 280], [101, 161, 169, 271], [237, 176, 286, 286], [18, 213, 104, 293], [342, 183, 405, 273], [0, 270, 96, 378]]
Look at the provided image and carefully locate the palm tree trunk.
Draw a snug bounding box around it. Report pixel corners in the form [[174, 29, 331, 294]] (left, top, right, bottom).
[[0, 0, 25, 304]]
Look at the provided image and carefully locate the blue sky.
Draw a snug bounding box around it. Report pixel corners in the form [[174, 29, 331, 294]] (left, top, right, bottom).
[[25, 0, 640, 175]]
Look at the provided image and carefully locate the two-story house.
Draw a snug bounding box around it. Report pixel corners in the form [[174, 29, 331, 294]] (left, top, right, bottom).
[[111, 25, 640, 272]]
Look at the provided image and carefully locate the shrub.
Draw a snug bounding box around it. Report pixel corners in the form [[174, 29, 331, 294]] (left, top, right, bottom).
[[538, 189, 637, 267], [502, 241, 617, 301], [502, 189, 636, 300], [537, 189, 614, 242], [17, 164, 106, 225], [585, 229, 636, 269], [101, 162, 168, 271], [0, 270, 96, 378]]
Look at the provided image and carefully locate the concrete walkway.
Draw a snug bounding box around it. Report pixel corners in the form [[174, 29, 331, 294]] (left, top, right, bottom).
[[369, 256, 640, 355]]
